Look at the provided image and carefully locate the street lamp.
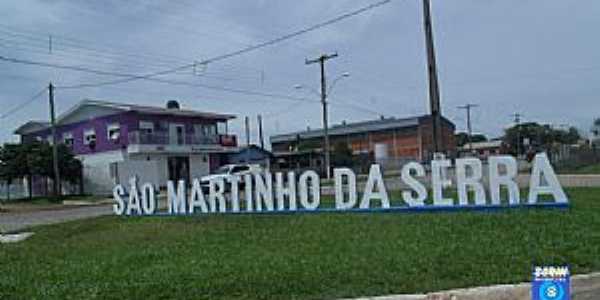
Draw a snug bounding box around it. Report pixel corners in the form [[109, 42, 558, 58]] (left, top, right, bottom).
[[294, 72, 350, 179], [294, 84, 320, 97]]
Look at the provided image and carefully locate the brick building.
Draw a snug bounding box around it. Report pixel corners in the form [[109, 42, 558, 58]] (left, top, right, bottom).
[[270, 115, 456, 173]]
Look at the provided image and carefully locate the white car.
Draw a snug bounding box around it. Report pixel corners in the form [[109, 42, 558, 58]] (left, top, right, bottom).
[[200, 164, 262, 192]]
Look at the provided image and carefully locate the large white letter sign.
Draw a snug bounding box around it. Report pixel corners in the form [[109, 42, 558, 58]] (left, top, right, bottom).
[[275, 172, 297, 211], [431, 159, 453, 206], [299, 170, 320, 210], [360, 164, 390, 209], [244, 174, 254, 212], [528, 152, 568, 204], [127, 177, 142, 215], [489, 156, 520, 205], [209, 178, 227, 213], [401, 162, 427, 207], [334, 168, 357, 210], [113, 156, 569, 216], [254, 172, 274, 212], [112, 184, 126, 215], [456, 158, 486, 206], [189, 179, 209, 213], [167, 180, 187, 214], [141, 183, 156, 214], [227, 176, 241, 212]]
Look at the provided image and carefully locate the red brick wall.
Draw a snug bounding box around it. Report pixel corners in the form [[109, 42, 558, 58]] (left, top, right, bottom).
[[271, 117, 457, 162], [418, 117, 456, 159]]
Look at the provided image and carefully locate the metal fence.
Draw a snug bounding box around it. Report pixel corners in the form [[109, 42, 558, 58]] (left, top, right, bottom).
[[0, 180, 27, 201], [549, 146, 600, 173]]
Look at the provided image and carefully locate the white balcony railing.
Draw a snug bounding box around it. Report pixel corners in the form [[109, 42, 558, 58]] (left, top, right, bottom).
[[128, 131, 219, 146]]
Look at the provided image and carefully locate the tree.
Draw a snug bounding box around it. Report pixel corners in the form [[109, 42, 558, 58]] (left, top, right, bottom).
[[0, 143, 30, 201], [455, 132, 487, 147], [331, 141, 354, 167], [503, 122, 581, 155], [26, 142, 82, 184], [0, 141, 82, 200]]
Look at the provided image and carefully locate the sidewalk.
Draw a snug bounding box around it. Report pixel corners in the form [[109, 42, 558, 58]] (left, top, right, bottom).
[[343, 273, 600, 300], [0, 204, 113, 233]]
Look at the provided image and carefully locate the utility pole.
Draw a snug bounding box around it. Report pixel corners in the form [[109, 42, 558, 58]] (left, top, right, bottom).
[[422, 0, 443, 157], [457, 104, 478, 152], [244, 116, 251, 163], [244, 116, 250, 146], [48, 83, 61, 197], [257, 114, 264, 150], [306, 52, 338, 179], [512, 113, 522, 157]]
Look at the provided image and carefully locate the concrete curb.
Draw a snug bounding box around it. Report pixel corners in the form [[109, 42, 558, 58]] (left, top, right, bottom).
[[0, 232, 34, 243], [62, 199, 113, 206], [343, 273, 600, 300]]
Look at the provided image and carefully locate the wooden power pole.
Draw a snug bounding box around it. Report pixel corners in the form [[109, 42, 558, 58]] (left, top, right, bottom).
[[48, 83, 61, 197], [306, 52, 338, 179], [423, 0, 443, 156], [244, 116, 250, 146], [457, 103, 478, 151], [257, 114, 264, 149]]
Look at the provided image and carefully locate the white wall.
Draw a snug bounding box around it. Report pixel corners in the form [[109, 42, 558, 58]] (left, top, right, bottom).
[[190, 154, 210, 180], [80, 152, 213, 195], [117, 157, 163, 189], [78, 150, 125, 195]]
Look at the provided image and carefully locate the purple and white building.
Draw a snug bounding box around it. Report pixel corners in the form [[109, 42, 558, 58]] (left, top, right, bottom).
[[15, 99, 238, 195]]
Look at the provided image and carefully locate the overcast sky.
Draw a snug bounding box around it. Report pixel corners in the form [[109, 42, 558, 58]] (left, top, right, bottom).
[[1, 0, 599, 146]]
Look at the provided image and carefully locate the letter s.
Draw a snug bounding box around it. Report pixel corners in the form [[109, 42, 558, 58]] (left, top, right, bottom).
[[113, 184, 126, 215]]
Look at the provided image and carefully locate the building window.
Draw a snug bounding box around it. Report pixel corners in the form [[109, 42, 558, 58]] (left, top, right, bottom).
[[194, 124, 217, 136], [207, 124, 217, 136], [84, 129, 96, 146], [194, 124, 204, 136], [107, 123, 120, 142], [139, 121, 154, 134], [63, 132, 74, 147]]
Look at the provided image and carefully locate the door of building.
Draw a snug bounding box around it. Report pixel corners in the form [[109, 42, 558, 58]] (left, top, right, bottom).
[[169, 123, 185, 145], [168, 156, 190, 183]]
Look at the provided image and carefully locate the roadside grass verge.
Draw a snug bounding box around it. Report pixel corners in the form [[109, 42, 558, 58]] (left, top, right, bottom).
[[0, 194, 105, 205], [1, 188, 599, 299], [564, 163, 600, 175]]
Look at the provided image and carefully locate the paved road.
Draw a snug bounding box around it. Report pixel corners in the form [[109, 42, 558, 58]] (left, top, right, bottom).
[[0, 205, 113, 233]]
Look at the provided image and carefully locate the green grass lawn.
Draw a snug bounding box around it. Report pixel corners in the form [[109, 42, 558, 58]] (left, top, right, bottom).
[[566, 163, 600, 174], [1, 188, 600, 299]]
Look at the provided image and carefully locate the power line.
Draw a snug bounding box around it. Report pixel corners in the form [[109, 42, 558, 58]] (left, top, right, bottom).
[[0, 24, 266, 76], [45, 0, 391, 89], [330, 100, 385, 116], [0, 55, 317, 104], [0, 86, 48, 119], [0, 37, 260, 83], [0, 58, 394, 114], [0, 56, 328, 113]]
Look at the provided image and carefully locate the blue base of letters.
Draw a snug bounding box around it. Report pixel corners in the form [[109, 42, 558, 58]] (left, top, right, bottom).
[[124, 201, 569, 216]]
